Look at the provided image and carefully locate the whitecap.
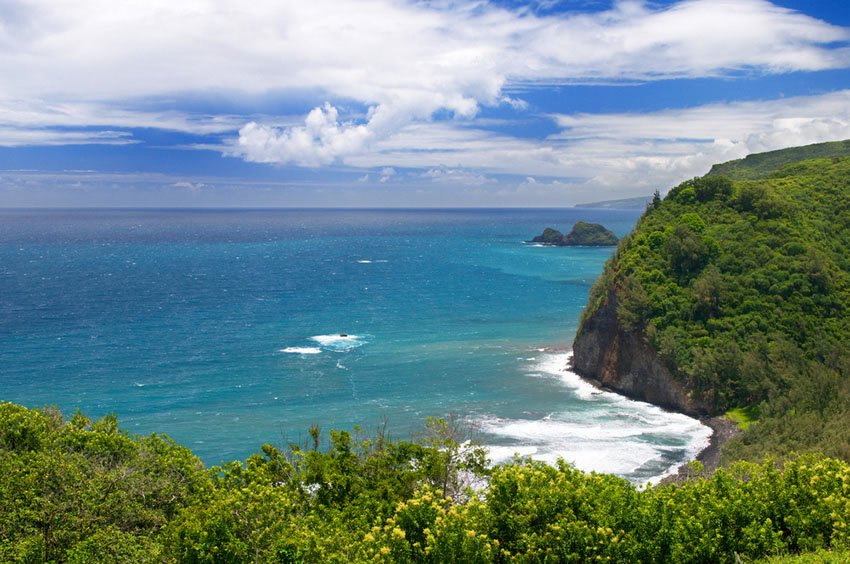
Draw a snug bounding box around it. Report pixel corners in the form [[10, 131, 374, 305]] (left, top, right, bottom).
[[356, 260, 372, 264], [310, 334, 367, 352], [280, 347, 322, 355]]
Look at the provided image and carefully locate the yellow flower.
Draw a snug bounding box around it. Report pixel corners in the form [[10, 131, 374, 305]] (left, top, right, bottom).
[[380, 546, 391, 556]]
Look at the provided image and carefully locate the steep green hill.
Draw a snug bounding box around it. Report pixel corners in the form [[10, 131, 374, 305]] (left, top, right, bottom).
[[707, 139, 850, 180], [574, 144, 850, 463]]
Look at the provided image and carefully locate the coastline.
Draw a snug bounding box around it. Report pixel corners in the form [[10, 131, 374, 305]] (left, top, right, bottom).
[[659, 415, 741, 485], [568, 351, 739, 484]]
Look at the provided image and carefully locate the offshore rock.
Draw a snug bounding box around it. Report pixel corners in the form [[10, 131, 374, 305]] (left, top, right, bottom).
[[530, 222, 618, 246]]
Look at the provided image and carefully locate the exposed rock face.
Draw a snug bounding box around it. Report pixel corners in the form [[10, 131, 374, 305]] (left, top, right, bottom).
[[572, 289, 712, 417]]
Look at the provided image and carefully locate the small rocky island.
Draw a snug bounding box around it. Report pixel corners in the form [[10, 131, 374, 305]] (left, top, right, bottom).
[[530, 221, 619, 246]]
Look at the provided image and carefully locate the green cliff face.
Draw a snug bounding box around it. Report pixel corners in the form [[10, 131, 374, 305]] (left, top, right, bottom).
[[573, 141, 850, 462]]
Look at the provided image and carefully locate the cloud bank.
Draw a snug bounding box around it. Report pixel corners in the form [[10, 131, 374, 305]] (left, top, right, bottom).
[[1, 0, 848, 160]]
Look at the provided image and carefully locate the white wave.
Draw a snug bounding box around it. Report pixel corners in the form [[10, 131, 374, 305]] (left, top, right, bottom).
[[280, 347, 322, 354], [529, 352, 609, 400], [310, 333, 367, 352], [486, 444, 539, 464], [356, 260, 372, 264], [472, 351, 713, 484]]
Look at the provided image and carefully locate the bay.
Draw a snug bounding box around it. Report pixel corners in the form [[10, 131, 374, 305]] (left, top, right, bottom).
[[0, 208, 710, 483]]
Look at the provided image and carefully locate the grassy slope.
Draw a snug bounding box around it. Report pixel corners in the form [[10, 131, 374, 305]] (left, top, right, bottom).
[[581, 144, 850, 463], [707, 139, 850, 180]]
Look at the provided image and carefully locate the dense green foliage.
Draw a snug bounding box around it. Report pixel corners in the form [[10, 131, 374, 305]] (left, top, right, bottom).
[[531, 222, 618, 246], [759, 548, 850, 564], [708, 140, 850, 181], [3, 402, 850, 562], [562, 221, 619, 246], [582, 151, 850, 461]]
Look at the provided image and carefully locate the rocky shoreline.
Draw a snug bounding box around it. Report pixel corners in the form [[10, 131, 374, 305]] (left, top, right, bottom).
[[660, 415, 741, 485], [571, 360, 739, 485]]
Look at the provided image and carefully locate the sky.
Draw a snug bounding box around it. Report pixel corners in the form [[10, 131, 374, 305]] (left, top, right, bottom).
[[0, 0, 849, 208]]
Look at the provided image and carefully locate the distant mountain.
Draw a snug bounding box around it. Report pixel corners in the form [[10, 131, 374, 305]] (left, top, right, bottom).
[[707, 139, 850, 180], [573, 195, 652, 210]]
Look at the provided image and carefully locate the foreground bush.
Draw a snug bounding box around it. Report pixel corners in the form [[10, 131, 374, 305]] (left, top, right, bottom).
[[3, 402, 850, 562]]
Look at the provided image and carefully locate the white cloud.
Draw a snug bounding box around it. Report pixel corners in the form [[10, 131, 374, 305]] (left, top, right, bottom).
[[227, 0, 848, 165], [0, 0, 846, 162], [422, 166, 494, 186], [0, 97, 251, 146], [0, 127, 136, 147], [333, 89, 850, 201], [234, 104, 373, 166], [378, 167, 396, 182], [501, 96, 529, 110], [171, 181, 207, 192]]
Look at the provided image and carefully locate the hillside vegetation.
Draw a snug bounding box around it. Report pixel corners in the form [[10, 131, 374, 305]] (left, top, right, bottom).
[[3, 402, 850, 563], [708, 140, 850, 180], [581, 144, 850, 462]]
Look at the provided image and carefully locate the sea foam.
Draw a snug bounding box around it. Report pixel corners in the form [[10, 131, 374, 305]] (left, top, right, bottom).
[[478, 352, 712, 484], [280, 347, 322, 355], [310, 334, 367, 352]]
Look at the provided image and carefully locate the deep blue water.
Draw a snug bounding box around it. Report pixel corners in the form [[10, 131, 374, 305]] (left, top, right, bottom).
[[0, 208, 710, 482]]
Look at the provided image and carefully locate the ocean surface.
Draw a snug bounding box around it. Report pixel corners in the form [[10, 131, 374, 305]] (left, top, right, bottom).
[[0, 208, 711, 483]]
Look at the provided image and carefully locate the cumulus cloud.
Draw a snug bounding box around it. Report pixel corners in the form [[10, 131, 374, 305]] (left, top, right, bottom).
[[226, 0, 849, 165], [334, 89, 850, 201], [235, 104, 373, 166], [0, 0, 847, 163]]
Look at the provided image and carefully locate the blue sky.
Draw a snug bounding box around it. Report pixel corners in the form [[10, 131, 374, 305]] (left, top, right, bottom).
[[0, 0, 849, 207]]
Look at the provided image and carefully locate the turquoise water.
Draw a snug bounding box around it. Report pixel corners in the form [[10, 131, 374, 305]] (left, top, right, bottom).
[[0, 208, 710, 483]]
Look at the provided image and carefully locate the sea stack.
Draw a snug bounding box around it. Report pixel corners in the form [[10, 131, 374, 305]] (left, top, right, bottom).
[[530, 222, 619, 246]]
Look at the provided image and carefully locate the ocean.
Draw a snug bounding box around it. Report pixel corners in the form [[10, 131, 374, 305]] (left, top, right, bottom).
[[0, 208, 710, 483]]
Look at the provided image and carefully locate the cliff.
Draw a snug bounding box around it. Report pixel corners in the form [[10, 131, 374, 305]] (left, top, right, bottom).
[[572, 289, 711, 416], [571, 142, 850, 445]]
